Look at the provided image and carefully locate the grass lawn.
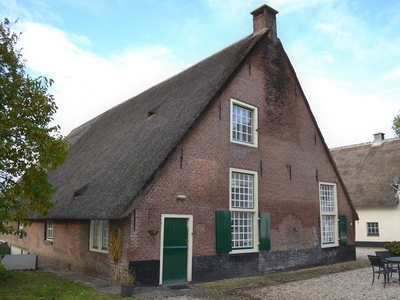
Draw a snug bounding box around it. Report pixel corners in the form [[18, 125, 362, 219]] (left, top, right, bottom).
[[0, 270, 121, 300]]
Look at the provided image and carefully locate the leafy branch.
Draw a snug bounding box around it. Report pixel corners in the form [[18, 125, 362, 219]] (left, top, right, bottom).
[[0, 18, 70, 236]]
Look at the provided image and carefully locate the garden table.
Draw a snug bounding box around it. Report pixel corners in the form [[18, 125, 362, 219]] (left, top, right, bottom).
[[384, 256, 400, 285]]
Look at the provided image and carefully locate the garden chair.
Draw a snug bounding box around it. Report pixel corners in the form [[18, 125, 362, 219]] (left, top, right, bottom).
[[368, 255, 394, 287], [376, 250, 391, 262], [376, 250, 399, 275]]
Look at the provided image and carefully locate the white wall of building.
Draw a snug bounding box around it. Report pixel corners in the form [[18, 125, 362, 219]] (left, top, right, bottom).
[[356, 204, 400, 243]]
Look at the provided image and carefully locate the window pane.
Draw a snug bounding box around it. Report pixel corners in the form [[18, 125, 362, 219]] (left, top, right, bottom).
[[93, 220, 98, 248], [231, 172, 254, 209], [232, 104, 253, 144], [321, 215, 334, 244], [367, 222, 379, 235], [47, 220, 53, 240], [102, 221, 109, 249], [231, 212, 253, 248], [320, 184, 334, 213]]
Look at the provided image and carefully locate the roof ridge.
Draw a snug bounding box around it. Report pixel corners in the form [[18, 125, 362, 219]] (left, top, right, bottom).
[[131, 28, 269, 97], [330, 136, 400, 151]]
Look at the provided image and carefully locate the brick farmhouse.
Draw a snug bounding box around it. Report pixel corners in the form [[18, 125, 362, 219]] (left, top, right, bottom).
[[2, 5, 358, 286]]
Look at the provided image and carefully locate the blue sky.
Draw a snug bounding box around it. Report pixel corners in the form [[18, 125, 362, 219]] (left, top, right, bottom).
[[1, 0, 399, 148]]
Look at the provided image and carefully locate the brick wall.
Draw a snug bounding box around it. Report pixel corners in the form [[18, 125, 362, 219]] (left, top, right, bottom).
[[1, 219, 131, 281]]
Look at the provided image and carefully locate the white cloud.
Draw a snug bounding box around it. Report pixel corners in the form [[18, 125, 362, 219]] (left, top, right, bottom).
[[17, 22, 187, 136], [300, 76, 398, 148], [0, 0, 29, 20], [269, 0, 328, 15], [0, 0, 60, 24], [280, 0, 400, 148], [315, 22, 335, 33], [382, 66, 400, 81], [205, 0, 324, 22], [206, 0, 260, 21]]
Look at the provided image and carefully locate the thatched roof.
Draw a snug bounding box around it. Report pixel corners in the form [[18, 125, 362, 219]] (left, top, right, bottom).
[[331, 138, 400, 206], [37, 29, 268, 220]]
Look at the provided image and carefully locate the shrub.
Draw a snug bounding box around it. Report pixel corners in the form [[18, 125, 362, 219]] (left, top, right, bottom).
[[0, 264, 12, 281], [384, 241, 400, 256]]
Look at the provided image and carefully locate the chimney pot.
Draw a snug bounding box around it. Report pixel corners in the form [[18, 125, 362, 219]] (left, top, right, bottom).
[[372, 132, 385, 145], [251, 5, 279, 40]]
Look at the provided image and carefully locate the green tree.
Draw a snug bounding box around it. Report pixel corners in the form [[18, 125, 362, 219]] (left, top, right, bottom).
[[393, 112, 400, 137], [0, 19, 70, 236]]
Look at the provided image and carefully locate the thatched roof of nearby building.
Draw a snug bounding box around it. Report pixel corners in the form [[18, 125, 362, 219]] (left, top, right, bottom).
[[331, 137, 400, 206], [37, 29, 268, 220]]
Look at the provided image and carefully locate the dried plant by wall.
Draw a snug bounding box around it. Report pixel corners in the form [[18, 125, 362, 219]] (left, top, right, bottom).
[[109, 226, 123, 280]]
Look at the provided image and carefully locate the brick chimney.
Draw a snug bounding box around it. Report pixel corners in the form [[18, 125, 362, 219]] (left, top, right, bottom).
[[251, 4, 279, 41]]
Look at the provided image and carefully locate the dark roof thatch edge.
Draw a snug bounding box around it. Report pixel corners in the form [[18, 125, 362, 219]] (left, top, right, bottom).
[[66, 116, 101, 145], [118, 29, 270, 219], [278, 43, 359, 221]]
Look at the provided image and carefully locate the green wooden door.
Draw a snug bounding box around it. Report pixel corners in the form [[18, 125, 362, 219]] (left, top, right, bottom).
[[162, 218, 188, 284]]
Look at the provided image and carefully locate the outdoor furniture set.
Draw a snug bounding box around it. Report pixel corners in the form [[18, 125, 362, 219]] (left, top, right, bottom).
[[368, 251, 400, 288]]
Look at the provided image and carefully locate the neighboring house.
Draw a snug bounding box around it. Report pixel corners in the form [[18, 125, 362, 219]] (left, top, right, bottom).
[[331, 133, 400, 247], [2, 5, 358, 286]]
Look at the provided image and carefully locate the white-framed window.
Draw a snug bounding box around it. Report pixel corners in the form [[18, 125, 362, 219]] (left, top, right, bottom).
[[230, 99, 258, 147], [230, 168, 258, 252], [367, 222, 379, 236], [90, 220, 109, 253], [319, 183, 338, 247], [46, 220, 53, 241]]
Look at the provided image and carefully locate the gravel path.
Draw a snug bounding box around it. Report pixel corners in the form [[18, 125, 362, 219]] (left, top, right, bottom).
[[164, 247, 398, 300], [248, 247, 399, 300], [249, 267, 399, 299], [157, 247, 400, 299]]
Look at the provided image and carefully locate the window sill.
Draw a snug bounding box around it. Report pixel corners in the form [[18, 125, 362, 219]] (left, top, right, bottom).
[[230, 140, 258, 148], [229, 248, 258, 254], [43, 240, 53, 245], [89, 248, 108, 254], [321, 243, 339, 248]]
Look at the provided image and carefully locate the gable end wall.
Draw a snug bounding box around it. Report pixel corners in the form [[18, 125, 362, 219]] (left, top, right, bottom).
[[128, 36, 356, 284]]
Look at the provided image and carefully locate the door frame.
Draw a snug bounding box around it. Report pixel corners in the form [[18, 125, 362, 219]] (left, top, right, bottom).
[[159, 214, 193, 285]]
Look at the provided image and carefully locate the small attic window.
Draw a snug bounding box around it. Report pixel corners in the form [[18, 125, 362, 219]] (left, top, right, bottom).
[[147, 105, 160, 119], [73, 184, 88, 198]]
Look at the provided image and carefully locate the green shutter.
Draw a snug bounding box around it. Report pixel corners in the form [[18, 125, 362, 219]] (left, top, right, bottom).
[[215, 211, 232, 253], [339, 215, 347, 245], [259, 212, 271, 251]]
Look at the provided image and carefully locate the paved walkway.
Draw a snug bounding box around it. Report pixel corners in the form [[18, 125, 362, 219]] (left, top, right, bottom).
[[38, 247, 383, 299]]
